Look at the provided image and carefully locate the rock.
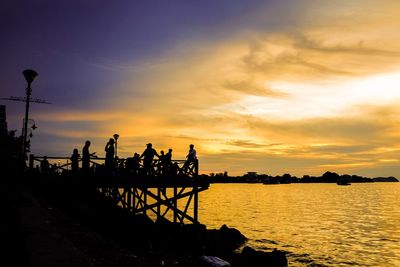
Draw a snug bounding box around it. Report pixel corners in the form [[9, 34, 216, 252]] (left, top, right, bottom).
[[236, 246, 288, 267], [218, 224, 247, 249], [181, 223, 208, 254], [241, 246, 257, 255], [205, 225, 247, 254], [199, 255, 231, 267]]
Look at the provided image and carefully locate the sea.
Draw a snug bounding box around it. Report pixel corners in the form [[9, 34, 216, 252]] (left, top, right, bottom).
[[198, 183, 400, 267]]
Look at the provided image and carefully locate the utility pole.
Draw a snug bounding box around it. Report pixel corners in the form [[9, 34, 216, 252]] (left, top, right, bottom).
[[1, 69, 51, 164]]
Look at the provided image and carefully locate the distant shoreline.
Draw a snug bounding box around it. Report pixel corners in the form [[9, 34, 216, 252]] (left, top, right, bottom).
[[201, 171, 399, 184]]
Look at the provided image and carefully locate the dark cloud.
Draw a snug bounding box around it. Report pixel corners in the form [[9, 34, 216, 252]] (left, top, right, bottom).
[[223, 80, 288, 97], [292, 33, 400, 57], [304, 144, 379, 155], [241, 33, 400, 80], [225, 139, 269, 148]]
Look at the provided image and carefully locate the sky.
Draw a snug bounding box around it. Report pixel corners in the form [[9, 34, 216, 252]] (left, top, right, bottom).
[[1, 0, 400, 177]]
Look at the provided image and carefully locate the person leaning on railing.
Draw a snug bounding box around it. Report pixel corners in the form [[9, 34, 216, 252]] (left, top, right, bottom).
[[40, 156, 50, 174], [70, 148, 80, 174], [104, 138, 115, 171]]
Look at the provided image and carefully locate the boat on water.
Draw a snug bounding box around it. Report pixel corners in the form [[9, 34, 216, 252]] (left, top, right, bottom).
[[337, 179, 351, 186]]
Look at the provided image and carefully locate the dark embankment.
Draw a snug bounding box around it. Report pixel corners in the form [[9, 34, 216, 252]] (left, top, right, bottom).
[[0, 177, 30, 267], [23, 171, 288, 267]]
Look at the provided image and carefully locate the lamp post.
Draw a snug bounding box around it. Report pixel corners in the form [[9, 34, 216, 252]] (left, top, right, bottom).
[[22, 69, 38, 161], [113, 133, 119, 157]]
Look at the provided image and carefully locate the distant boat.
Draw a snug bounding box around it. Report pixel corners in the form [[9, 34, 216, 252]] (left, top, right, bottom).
[[337, 179, 351, 186]]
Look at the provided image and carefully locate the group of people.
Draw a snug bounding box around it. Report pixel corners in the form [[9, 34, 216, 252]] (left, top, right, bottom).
[[71, 140, 96, 174], [69, 139, 198, 177]]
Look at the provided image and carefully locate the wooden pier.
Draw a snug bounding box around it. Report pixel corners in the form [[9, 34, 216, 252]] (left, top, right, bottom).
[[30, 155, 209, 225]]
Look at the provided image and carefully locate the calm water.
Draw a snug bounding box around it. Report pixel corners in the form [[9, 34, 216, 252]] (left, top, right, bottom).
[[198, 183, 400, 266]]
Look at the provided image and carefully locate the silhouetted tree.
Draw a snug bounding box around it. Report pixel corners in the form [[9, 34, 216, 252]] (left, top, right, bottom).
[[322, 171, 340, 183]]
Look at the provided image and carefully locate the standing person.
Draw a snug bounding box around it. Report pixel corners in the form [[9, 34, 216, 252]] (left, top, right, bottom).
[[183, 144, 197, 173], [187, 144, 197, 161], [104, 138, 115, 170], [140, 143, 159, 176], [165, 148, 173, 175], [40, 156, 50, 174], [82, 140, 95, 173], [133, 153, 141, 176], [70, 148, 80, 174]]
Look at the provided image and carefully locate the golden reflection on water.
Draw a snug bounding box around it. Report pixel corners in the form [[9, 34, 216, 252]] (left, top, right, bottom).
[[198, 183, 400, 267]]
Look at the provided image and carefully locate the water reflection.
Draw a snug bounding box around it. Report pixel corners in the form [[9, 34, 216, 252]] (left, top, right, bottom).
[[199, 183, 400, 266]]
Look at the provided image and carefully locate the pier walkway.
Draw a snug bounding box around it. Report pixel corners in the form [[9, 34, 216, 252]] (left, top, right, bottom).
[[29, 155, 209, 225]]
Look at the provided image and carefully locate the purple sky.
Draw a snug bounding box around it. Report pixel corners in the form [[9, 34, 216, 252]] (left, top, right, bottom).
[[1, 0, 274, 123]]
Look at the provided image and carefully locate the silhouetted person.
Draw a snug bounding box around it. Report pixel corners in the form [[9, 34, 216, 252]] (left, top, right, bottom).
[[105, 138, 115, 170], [126, 153, 140, 176], [140, 143, 159, 176], [82, 140, 95, 174], [164, 148, 173, 175], [40, 156, 50, 174], [133, 153, 140, 176], [183, 144, 197, 174], [70, 148, 80, 174], [159, 150, 165, 160]]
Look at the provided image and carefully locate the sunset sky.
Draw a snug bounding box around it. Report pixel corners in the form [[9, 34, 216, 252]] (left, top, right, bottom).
[[2, 0, 400, 176]]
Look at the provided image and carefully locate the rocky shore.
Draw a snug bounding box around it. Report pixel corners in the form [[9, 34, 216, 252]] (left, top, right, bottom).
[[8, 176, 288, 267]]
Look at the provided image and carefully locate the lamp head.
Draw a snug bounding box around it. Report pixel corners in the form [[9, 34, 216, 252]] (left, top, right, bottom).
[[23, 69, 38, 85]]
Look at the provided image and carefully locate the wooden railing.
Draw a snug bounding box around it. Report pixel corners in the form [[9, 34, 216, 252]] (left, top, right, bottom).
[[29, 154, 199, 179]]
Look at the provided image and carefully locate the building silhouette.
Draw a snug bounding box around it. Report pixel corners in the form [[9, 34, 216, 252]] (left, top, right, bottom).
[[0, 105, 8, 135]]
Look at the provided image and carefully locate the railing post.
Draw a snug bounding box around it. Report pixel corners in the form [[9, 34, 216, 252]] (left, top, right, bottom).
[[157, 188, 161, 220], [195, 159, 199, 179], [173, 187, 177, 223], [127, 187, 132, 211], [144, 189, 147, 216], [133, 188, 136, 213], [29, 154, 34, 170], [194, 186, 198, 223]]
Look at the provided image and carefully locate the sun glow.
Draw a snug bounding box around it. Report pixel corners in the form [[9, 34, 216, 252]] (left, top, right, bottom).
[[225, 70, 400, 121]]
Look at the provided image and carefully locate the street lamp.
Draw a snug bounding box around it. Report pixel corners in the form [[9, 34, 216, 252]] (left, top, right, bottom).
[[27, 119, 37, 139], [22, 69, 38, 161], [113, 133, 119, 157], [29, 119, 37, 130]]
